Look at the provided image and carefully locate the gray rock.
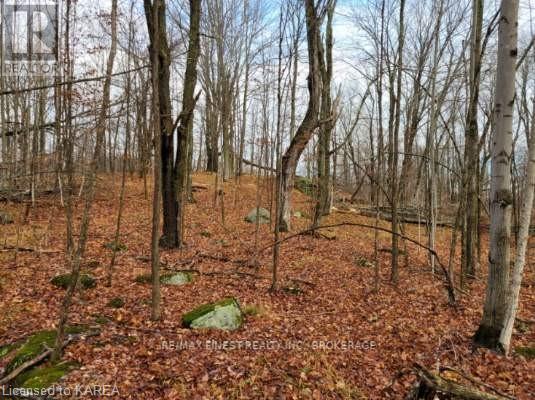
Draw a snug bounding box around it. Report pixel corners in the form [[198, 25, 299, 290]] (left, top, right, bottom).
[[182, 298, 243, 331], [245, 207, 270, 224], [160, 272, 192, 285]]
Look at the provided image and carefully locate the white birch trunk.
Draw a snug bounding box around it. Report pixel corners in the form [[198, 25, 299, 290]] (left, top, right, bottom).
[[499, 102, 535, 353], [474, 0, 519, 349]]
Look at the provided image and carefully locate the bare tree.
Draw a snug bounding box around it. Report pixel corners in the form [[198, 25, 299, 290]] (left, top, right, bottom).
[[313, 0, 336, 228], [389, 0, 405, 285], [53, 0, 118, 360], [176, 0, 202, 245], [461, 0, 484, 285], [144, 0, 178, 249]]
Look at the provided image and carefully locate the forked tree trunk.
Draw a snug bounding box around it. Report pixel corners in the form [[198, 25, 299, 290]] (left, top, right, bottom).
[[278, 0, 322, 232], [473, 0, 519, 350], [175, 0, 202, 245]]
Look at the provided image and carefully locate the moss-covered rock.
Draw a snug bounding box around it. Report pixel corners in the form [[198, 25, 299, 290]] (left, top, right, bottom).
[[103, 241, 127, 252], [294, 176, 316, 196], [5, 326, 88, 374], [0, 342, 19, 358], [14, 361, 80, 390], [0, 211, 14, 225], [107, 297, 125, 308], [134, 273, 152, 284], [182, 298, 243, 330], [5, 330, 56, 374], [245, 207, 270, 224], [50, 273, 96, 289]]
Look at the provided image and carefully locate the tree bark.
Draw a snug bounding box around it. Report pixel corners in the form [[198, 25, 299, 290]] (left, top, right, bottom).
[[390, 0, 405, 284], [278, 0, 322, 232], [314, 0, 336, 228], [462, 0, 484, 284], [499, 99, 535, 353], [473, 0, 519, 350], [175, 0, 202, 246], [144, 0, 178, 249]]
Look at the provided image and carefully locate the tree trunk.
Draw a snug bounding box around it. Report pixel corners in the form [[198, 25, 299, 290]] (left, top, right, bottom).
[[473, 0, 519, 350], [175, 0, 202, 246], [314, 0, 336, 228], [499, 99, 535, 353], [390, 0, 405, 284], [205, 93, 219, 172], [278, 0, 322, 232], [145, 0, 178, 249], [462, 0, 484, 284]]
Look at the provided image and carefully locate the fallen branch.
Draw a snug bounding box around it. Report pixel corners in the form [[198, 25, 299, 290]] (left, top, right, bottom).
[[0, 347, 53, 385], [407, 363, 515, 400], [0, 245, 35, 252], [260, 222, 457, 305], [191, 183, 209, 191], [202, 270, 263, 279], [515, 317, 535, 325], [439, 366, 516, 400], [0, 246, 60, 253], [241, 158, 276, 172], [0, 188, 59, 202], [197, 252, 248, 266], [288, 277, 316, 287], [0, 335, 80, 387], [358, 208, 452, 227], [0, 330, 99, 386]]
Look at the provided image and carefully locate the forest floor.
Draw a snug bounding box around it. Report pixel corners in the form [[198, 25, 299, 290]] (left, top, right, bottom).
[[0, 173, 534, 399]]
